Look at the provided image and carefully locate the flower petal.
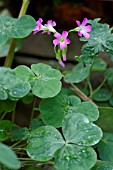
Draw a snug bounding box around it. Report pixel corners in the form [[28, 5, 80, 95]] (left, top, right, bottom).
[[65, 38, 71, 44], [84, 25, 92, 32], [62, 54, 66, 61], [76, 20, 81, 26], [36, 18, 43, 24], [82, 18, 88, 26], [59, 60, 65, 67], [62, 31, 68, 38], [78, 31, 82, 37], [82, 31, 90, 39], [54, 32, 61, 39], [60, 42, 66, 50], [53, 39, 59, 45]]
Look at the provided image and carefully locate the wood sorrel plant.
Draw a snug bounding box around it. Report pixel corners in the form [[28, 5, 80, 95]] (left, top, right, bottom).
[[0, 1, 113, 170]]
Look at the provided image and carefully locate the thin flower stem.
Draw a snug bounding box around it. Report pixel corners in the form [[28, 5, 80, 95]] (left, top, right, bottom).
[[30, 96, 37, 124], [4, 0, 30, 67], [87, 78, 93, 97], [11, 140, 23, 148], [90, 78, 106, 98], [1, 112, 7, 120]]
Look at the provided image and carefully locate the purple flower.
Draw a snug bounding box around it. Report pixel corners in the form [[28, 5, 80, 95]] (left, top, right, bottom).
[[53, 31, 71, 50], [76, 18, 92, 39], [33, 18, 44, 34], [59, 60, 65, 67], [33, 18, 56, 34], [43, 20, 56, 34]]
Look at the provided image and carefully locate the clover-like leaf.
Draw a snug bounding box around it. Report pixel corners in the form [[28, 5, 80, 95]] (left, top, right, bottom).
[[97, 132, 113, 162], [0, 15, 15, 45], [55, 145, 97, 170], [11, 125, 29, 142], [96, 107, 113, 133], [97, 164, 113, 170], [0, 120, 13, 142], [0, 87, 8, 100], [27, 126, 65, 161], [65, 62, 90, 83], [7, 15, 36, 38], [62, 113, 102, 146], [82, 18, 113, 57], [14, 65, 35, 81], [92, 58, 107, 71], [72, 102, 99, 122], [0, 100, 16, 113], [0, 143, 21, 169], [91, 161, 113, 170], [31, 63, 62, 98], [0, 39, 22, 57], [29, 119, 45, 131], [0, 15, 35, 45], [9, 82, 31, 98], [39, 90, 81, 128], [92, 88, 111, 101]]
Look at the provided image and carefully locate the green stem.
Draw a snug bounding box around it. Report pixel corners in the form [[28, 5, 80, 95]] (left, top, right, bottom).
[[87, 77, 93, 97], [30, 97, 37, 123], [11, 140, 23, 148], [4, 0, 30, 67], [86, 58, 96, 97], [90, 78, 106, 98], [1, 112, 7, 120]]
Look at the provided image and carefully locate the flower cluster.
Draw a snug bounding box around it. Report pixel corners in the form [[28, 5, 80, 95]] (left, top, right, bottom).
[[33, 17, 92, 67]]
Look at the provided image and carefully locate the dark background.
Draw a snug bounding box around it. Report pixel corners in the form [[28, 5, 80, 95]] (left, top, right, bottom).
[[2, 0, 113, 27]]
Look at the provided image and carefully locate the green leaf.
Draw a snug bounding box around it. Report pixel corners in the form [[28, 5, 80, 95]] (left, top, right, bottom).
[[109, 96, 113, 106], [92, 88, 111, 101], [55, 145, 97, 170], [91, 161, 113, 170], [27, 126, 65, 161], [62, 113, 102, 146], [97, 164, 113, 170], [68, 95, 81, 106], [72, 102, 99, 122], [31, 63, 62, 98], [82, 18, 112, 57], [96, 107, 113, 132], [0, 143, 21, 169], [39, 90, 81, 128], [29, 119, 45, 131], [105, 68, 113, 88], [92, 58, 107, 71], [105, 68, 113, 80], [14, 65, 35, 81], [11, 125, 29, 142], [0, 39, 22, 57], [65, 62, 90, 83], [97, 132, 113, 162], [7, 15, 36, 38], [21, 92, 34, 104], [9, 82, 31, 98], [0, 87, 8, 100], [0, 15, 35, 45], [0, 120, 13, 142], [1, 100, 16, 113]]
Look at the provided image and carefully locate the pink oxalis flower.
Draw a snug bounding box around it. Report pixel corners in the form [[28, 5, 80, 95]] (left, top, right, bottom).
[[33, 18, 56, 34], [53, 31, 71, 50], [76, 18, 92, 39], [53, 31, 71, 67], [43, 20, 56, 34]]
